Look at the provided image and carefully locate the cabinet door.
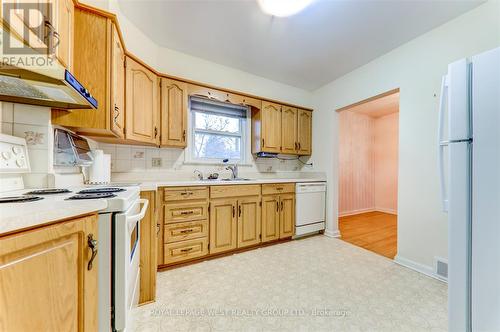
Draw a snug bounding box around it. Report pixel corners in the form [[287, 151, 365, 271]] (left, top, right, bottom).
[[55, 0, 73, 69], [209, 198, 237, 254], [281, 106, 298, 154], [160, 78, 187, 147], [297, 109, 312, 155], [279, 193, 295, 238], [261, 195, 280, 242], [261, 101, 282, 153], [125, 57, 159, 145], [237, 196, 261, 248], [0, 215, 98, 331], [110, 24, 125, 138]]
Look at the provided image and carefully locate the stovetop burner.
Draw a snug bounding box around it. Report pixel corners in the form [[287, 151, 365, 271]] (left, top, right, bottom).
[[78, 187, 125, 194], [67, 193, 117, 200], [0, 195, 44, 203], [24, 189, 71, 195]]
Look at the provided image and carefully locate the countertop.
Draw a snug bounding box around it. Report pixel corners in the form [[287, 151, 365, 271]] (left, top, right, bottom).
[[129, 177, 327, 191], [0, 193, 107, 236]]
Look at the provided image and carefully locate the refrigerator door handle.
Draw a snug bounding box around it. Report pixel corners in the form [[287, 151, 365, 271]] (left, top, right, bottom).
[[438, 75, 449, 212]]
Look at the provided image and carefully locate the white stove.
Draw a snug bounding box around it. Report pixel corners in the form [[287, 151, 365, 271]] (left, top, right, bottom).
[[0, 133, 147, 332]]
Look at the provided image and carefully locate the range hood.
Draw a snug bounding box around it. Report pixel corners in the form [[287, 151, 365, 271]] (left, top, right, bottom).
[[0, 65, 98, 109]]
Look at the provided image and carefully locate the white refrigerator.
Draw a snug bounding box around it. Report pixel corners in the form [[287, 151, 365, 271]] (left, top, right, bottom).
[[439, 46, 500, 332]]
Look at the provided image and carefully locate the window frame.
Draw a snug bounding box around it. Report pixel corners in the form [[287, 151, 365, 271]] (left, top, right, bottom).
[[184, 98, 251, 165]]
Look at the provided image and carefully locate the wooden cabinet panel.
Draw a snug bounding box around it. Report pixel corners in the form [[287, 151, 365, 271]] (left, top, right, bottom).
[[164, 238, 208, 265], [139, 191, 157, 305], [237, 197, 261, 248], [164, 202, 208, 224], [297, 109, 312, 155], [110, 24, 125, 138], [56, 0, 74, 70], [261, 195, 280, 242], [0, 215, 98, 331], [164, 220, 208, 243], [163, 186, 209, 202], [281, 106, 298, 154], [279, 193, 295, 238], [210, 184, 261, 199], [261, 101, 282, 153], [261, 183, 295, 195], [125, 56, 159, 145], [209, 198, 237, 254], [160, 78, 188, 147]]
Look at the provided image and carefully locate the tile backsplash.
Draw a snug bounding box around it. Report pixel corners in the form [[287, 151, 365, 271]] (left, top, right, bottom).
[[98, 143, 311, 178]]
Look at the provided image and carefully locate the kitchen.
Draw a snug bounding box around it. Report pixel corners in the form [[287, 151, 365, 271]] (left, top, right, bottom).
[[0, 0, 499, 331]]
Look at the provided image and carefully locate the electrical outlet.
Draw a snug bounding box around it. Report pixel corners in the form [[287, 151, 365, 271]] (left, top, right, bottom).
[[152, 158, 162, 167]]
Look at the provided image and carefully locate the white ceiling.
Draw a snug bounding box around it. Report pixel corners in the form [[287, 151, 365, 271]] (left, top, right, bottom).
[[118, 0, 483, 91], [347, 92, 399, 118]]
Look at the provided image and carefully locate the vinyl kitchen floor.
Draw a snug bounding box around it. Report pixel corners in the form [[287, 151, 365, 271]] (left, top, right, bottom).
[[131, 236, 447, 332]]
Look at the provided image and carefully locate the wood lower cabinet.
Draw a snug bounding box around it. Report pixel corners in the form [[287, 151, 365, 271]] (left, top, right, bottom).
[[0, 214, 98, 331], [279, 193, 295, 238], [262, 195, 280, 242], [237, 196, 261, 248], [139, 190, 157, 305], [209, 198, 238, 254], [160, 78, 188, 148], [125, 56, 159, 145]]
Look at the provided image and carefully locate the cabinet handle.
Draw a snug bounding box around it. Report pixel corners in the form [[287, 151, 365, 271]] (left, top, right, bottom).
[[233, 205, 236, 218], [238, 205, 242, 217], [281, 201, 284, 211], [156, 223, 160, 235], [298, 142, 301, 150], [276, 201, 279, 212], [154, 126, 158, 138], [180, 191, 193, 196], [180, 229, 194, 234], [182, 130, 186, 141], [114, 104, 120, 123], [262, 138, 265, 147], [87, 234, 98, 271], [180, 210, 194, 215], [180, 247, 193, 253]]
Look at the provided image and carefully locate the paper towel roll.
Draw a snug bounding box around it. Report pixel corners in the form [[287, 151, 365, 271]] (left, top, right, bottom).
[[88, 150, 111, 184]]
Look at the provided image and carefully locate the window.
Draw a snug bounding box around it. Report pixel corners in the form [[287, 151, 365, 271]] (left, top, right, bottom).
[[189, 97, 248, 163]]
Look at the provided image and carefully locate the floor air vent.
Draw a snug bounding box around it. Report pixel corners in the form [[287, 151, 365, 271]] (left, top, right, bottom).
[[435, 257, 448, 280]]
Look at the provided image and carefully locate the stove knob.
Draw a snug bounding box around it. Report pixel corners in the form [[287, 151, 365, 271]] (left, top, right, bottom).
[[16, 159, 25, 167], [12, 146, 22, 155], [2, 151, 12, 160]]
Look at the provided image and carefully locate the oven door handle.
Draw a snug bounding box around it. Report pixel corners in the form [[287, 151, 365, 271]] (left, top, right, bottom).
[[125, 198, 149, 223]]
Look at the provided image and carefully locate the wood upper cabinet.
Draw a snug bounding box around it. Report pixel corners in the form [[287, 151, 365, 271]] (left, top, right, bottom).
[[209, 198, 237, 254], [187, 84, 261, 109], [0, 214, 98, 331], [281, 106, 298, 154], [125, 56, 159, 145], [160, 78, 187, 147], [260, 101, 282, 153], [237, 196, 261, 248], [297, 109, 312, 155], [55, 0, 74, 70], [279, 193, 295, 238], [52, 10, 127, 140], [110, 24, 125, 138], [262, 194, 280, 242]]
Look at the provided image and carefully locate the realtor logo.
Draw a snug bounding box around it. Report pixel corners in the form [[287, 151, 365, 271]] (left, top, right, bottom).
[[1, 1, 57, 68]]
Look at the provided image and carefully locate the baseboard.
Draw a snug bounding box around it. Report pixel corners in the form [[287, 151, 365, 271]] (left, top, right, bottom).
[[324, 229, 340, 238], [394, 255, 447, 283], [374, 207, 397, 215], [339, 208, 375, 217]]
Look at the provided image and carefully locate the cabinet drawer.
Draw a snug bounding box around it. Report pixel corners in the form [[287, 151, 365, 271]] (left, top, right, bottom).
[[164, 202, 208, 224], [210, 185, 261, 199], [163, 186, 209, 202], [262, 183, 295, 195], [164, 220, 208, 243], [164, 238, 208, 264]]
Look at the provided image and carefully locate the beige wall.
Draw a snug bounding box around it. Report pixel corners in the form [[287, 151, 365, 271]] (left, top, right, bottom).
[[313, 1, 500, 276], [374, 112, 399, 214]]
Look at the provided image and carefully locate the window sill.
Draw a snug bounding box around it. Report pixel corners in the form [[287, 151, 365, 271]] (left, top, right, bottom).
[[183, 160, 253, 167]]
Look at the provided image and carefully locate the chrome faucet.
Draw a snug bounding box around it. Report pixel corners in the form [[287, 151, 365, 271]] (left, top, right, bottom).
[[223, 159, 238, 179], [193, 169, 203, 180]]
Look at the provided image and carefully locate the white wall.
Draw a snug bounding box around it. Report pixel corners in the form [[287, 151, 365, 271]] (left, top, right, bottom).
[[312, 0, 500, 274]]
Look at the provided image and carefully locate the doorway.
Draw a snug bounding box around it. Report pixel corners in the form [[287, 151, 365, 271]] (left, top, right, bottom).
[[337, 89, 400, 259]]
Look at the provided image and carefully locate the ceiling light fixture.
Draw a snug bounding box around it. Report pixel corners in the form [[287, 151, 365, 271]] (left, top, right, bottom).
[[257, 0, 314, 17]]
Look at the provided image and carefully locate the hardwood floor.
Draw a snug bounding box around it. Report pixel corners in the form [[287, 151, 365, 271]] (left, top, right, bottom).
[[339, 211, 397, 259]]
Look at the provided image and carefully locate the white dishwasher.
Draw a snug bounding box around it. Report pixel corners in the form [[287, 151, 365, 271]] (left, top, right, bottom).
[[295, 182, 327, 237]]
